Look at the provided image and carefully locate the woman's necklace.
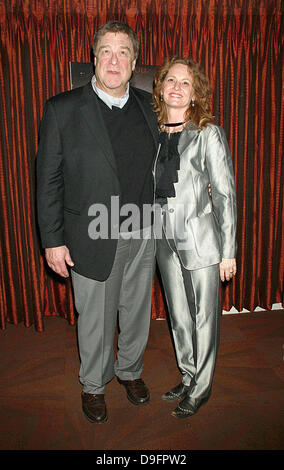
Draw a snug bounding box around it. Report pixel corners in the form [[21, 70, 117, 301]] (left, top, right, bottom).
[[161, 121, 186, 135], [163, 121, 185, 127]]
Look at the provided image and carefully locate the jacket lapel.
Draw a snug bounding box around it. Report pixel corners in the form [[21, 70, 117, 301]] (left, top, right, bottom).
[[130, 87, 159, 149], [178, 122, 200, 158], [79, 82, 118, 175], [79, 83, 158, 176]]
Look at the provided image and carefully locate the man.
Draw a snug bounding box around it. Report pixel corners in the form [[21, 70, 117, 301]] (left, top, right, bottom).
[[37, 21, 158, 423]]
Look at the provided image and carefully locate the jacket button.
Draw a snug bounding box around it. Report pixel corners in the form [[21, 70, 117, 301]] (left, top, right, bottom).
[[169, 208, 174, 213]]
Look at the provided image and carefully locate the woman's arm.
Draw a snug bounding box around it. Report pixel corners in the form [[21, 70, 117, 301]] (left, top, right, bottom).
[[204, 125, 237, 280]]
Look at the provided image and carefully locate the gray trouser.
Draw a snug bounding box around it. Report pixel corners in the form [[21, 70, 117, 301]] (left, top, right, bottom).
[[71, 228, 155, 394], [156, 226, 220, 400]]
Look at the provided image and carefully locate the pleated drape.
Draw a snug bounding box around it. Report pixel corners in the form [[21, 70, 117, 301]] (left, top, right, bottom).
[[0, 0, 283, 330]]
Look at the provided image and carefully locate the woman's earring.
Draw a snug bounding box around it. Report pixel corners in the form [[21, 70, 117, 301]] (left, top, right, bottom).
[[160, 95, 163, 101], [191, 99, 195, 107]]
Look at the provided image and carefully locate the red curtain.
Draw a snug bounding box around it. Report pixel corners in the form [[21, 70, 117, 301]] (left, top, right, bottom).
[[0, 0, 283, 330]]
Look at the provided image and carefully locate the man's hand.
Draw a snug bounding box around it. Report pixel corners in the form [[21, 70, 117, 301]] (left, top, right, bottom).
[[45, 245, 74, 278], [219, 258, 237, 282]]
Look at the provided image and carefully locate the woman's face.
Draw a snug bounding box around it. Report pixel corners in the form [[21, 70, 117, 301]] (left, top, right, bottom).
[[162, 63, 194, 115]]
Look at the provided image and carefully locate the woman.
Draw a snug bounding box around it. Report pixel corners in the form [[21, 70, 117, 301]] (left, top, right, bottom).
[[152, 57, 237, 419]]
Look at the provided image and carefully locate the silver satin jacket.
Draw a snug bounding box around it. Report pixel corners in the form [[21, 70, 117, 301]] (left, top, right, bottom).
[[154, 122, 237, 270]]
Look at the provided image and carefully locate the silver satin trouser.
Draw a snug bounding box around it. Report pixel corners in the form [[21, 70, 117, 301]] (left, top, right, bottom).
[[71, 227, 155, 394], [155, 212, 221, 400]]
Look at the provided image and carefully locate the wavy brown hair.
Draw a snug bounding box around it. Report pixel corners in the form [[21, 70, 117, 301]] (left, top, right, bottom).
[[152, 57, 214, 129]]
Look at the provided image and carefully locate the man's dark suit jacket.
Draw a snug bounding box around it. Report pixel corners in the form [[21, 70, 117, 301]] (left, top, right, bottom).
[[36, 82, 158, 281]]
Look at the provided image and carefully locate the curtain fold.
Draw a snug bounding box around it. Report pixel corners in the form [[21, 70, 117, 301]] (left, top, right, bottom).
[[0, 0, 283, 330]]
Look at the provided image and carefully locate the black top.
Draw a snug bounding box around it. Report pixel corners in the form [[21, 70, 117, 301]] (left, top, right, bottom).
[[155, 131, 181, 202], [99, 93, 155, 230]]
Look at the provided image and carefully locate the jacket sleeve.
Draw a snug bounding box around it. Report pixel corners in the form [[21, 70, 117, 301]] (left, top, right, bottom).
[[204, 125, 237, 259], [36, 99, 65, 248]]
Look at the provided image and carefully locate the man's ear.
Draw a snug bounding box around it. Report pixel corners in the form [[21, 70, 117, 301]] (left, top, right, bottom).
[[94, 56, 97, 67], [131, 59, 137, 72]]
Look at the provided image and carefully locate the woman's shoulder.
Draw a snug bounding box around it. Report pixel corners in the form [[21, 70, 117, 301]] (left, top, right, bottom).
[[201, 123, 228, 142], [183, 122, 228, 145], [184, 122, 223, 133], [202, 122, 221, 133]]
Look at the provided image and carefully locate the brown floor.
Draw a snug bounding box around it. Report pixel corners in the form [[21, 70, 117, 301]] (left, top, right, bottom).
[[0, 310, 283, 452]]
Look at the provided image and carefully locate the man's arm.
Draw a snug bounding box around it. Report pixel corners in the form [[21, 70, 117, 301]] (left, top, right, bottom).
[[37, 100, 73, 277]]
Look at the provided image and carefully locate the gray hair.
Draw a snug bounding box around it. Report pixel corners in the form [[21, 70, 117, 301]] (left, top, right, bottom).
[[92, 21, 139, 59]]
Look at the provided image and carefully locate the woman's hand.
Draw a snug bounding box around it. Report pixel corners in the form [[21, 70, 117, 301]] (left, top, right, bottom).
[[219, 258, 237, 282]]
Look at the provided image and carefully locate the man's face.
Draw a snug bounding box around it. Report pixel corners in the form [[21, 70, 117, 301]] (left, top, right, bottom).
[[94, 32, 136, 97]]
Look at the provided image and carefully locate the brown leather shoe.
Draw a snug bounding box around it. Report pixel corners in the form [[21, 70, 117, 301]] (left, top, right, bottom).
[[117, 377, 150, 405], [81, 392, 108, 423]]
